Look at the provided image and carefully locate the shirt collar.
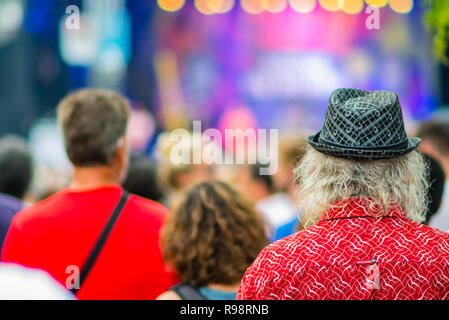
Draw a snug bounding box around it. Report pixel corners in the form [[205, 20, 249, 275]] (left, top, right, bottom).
[[319, 198, 407, 222]]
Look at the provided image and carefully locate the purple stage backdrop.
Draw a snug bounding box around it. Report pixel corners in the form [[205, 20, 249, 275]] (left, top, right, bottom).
[[151, 3, 437, 132]]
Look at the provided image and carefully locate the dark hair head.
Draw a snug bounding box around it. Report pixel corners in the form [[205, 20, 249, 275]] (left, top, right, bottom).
[[122, 156, 163, 202], [417, 121, 449, 156], [0, 135, 33, 199], [57, 89, 131, 167], [250, 163, 274, 193], [424, 153, 446, 224], [161, 181, 268, 287]]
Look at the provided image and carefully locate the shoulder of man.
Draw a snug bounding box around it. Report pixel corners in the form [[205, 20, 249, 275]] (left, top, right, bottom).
[[8, 191, 66, 232], [122, 193, 169, 227], [408, 220, 449, 255], [237, 230, 314, 300]]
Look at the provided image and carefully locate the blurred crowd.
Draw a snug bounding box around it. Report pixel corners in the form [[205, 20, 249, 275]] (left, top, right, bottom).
[[0, 88, 449, 300]]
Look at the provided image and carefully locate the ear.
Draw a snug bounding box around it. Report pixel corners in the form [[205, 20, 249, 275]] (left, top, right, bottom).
[[114, 137, 130, 181], [115, 137, 128, 161]]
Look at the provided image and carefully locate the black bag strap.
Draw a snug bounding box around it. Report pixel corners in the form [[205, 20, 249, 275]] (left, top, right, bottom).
[[70, 190, 129, 295], [171, 283, 208, 300]]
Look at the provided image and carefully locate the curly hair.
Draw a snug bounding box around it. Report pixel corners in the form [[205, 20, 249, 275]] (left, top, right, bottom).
[[161, 181, 269, 287], [294, 146, 429, 228]]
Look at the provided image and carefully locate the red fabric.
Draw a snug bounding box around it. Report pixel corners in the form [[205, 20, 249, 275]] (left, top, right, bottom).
[[238, 198, 449, 300], [1, 185, 177, 300]]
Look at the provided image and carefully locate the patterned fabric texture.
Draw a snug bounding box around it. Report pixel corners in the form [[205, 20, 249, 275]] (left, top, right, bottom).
[[308, 89, 420, 160], [237, 198, 449, 300]]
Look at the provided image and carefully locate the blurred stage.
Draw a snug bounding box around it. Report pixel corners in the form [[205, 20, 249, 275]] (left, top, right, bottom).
[[0, 0, 442, 152]]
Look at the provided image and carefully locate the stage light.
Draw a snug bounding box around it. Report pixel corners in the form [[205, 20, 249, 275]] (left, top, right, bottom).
[[0, 0, 24, 35], [318, 0, 340, 12], [0, 0, 24, 47], [338, 0, 364, 14], [195, 0, 215, 15], [364, 0, 388, 7], [157, 0, 185, 12], [261, 0, 288, 13], [241, 0, 265, 14], [389, 0, 413, 14], [289, 0, 317, 13], [207, 0, 235, 13]]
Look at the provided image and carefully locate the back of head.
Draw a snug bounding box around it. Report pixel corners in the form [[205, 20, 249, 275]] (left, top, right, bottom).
[[57, 89, 131, 167], [162, 181, 268, 287], [275, 136, 308, 193], [423, 154, 446, 224], [278, 135, 308, 170], [122, 156, 163, 202], [249, 163, 275, 194], [0, 135, 33, 199], [155, 132, 216, 193], [417, 121, 449, 157]]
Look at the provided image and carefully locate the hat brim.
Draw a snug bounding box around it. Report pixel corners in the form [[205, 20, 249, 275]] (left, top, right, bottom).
[[307, 132, 421, 161]]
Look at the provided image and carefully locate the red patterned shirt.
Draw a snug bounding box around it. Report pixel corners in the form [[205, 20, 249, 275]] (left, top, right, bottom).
[[237, 198, 449, 300]]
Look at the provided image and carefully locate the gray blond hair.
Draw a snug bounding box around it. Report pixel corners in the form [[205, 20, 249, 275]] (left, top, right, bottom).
[[57, 89, 130, 167], [294, 146, 429, 228]]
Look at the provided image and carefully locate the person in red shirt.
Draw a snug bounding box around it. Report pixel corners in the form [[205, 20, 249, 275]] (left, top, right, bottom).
[[1, 89, 176, 300], [238, 89, 449, 300]]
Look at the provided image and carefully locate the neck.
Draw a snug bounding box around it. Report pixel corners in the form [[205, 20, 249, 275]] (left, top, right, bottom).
[[251, 185, 272, 202], [70, 166, 120, 192], [206, 283, 240, 292]]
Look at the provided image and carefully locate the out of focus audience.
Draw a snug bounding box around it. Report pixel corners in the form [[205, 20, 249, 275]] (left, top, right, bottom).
[[274, 136, 308, 235], [1, 87, 449, 300], [0, 135, 33, 248], [157, 181, 268, 300], [234, 161, 300, 242], [417, 121, 449, 231]]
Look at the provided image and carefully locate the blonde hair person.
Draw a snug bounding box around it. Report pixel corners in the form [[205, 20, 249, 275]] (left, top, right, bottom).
[[155, 132, 216, 206]]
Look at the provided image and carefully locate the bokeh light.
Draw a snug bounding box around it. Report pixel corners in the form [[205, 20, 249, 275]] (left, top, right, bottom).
[[0, 0, 24, 47], [318, 0, 340, 12], [0, 0, 24, 33], [289, 0, 317, 13], [240, 0, 265, 14], [206, 0, 236, 14], [389, 0, 413, 14], [365, 0, 389, 7], [261, 0, 288, 13], [157, 0, 185, 12], [338, 0, 364, 14], [195, 0, 215, 15]]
